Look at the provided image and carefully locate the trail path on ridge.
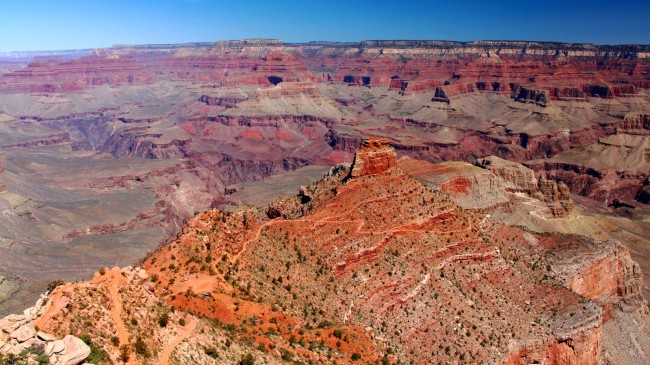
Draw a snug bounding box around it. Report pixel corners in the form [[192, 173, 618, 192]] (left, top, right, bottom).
[[108, 268, 134, 365], [157, 316, 197, 365]]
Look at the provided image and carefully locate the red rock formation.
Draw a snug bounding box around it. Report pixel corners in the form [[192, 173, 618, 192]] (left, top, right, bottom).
[[505, 319, 602, 365], [1, 40, 648, 97], [350, 138, 397, 177], [557, 240, 643, 304], [141, 143, 645, 364], [527, 161, 648, 205], [0, 57, 152, 93], [2, 141, 645, 364]]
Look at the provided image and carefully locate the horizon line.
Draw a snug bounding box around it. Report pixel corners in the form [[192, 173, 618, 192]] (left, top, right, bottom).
[[2, 38, 650, 54]]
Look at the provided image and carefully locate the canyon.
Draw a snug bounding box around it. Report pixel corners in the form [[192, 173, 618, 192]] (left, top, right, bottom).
[[0, 39, 648, 363], [0, 139, 647, 364]]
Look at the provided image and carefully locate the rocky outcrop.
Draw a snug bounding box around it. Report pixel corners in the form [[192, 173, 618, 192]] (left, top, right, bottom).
[[142, 142, 645, 364], [506, 307, 603, 365], [552, 240, 643, 306], [476, 156, 538, 192], [398, 157, 510, 210], [10, 324, 36, 343], [431, 87, 450, 103], [198, 95, 245, 108], [477, 156, 574, 217], [527, 161, 648, 205], [350, 138, 398, 177], [537, 178, 575, 217], [618, 113, 650, 136], [512, 85, 548, 107], [55, 335, 91, 365], [0, 293, 90, 364]]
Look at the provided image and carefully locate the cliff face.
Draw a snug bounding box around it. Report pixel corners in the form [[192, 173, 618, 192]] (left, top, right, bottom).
[[552, 239, 643, 306], [2, 40, 649, 97], [505, 316, 603, 365], [350, 138, 397, 177], [477, 156, 574, 217]]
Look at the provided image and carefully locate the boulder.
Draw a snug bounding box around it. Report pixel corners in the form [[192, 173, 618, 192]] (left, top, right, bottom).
[[37, 331, 57, 342], [10, 324, 36, 343], [0, 314, 26, 333], [45, 339, 65, 356], [137, 268, 149, 280], [56, 335, 91, 365]]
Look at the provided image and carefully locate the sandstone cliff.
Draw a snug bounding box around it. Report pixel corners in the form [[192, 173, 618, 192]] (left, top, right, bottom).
[[350, 138, 398, 177], [477, 156, 574, 217]]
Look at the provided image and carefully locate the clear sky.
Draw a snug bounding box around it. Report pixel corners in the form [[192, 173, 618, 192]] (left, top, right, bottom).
[[0, 0, 648, 52]]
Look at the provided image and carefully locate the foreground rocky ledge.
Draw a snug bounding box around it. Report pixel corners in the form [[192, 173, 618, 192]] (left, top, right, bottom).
[[0, 294, 90, 365]]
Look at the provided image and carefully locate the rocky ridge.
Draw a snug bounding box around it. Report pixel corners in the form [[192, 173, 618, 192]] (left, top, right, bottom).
[[0, 141, 646, 364]]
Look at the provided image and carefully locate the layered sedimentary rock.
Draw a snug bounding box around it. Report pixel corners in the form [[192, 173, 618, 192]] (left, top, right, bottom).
[[0, 39, 649, 322], [512, 85, 548, 107], [526, 118, 650, 205], [0, 141, 645, 364], [2, 40, 649, 98], [552, 239, 643, 306], [397, 157, 510, 210], [477, 156, 574, 217], [350, 138, 397, 177]]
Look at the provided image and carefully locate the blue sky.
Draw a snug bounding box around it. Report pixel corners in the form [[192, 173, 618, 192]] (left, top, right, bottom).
[[0, 0, 648, 52]]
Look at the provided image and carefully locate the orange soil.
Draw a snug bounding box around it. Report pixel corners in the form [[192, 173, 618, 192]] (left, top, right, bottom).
[[106, 268, 135, 365]]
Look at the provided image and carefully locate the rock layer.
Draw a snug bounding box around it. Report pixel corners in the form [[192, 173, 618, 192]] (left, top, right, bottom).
[[477, 156, 574, 217], [350, 138, 397, 177]]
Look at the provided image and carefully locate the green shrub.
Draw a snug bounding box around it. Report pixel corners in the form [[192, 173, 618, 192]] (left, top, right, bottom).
[[158, 313, 169, 327], [239, 353, 255, 365], [35, 353, 49, 365], [317, 320, 333, 329], [78, 334, 92, 345], [47, 280, 65, 292], [87, 344, 110, 364], [134, 337, 149, 358], [204, 346, 219, 359], [281, 349, 293, 361], [333, 329, 343, 339]]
